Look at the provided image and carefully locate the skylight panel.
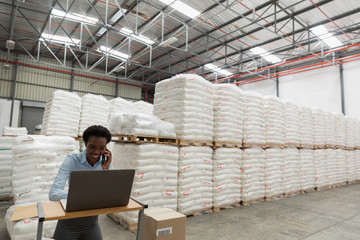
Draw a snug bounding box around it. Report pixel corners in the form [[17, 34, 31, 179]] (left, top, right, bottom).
[[119, 28, 155, 45], [51, 9, 98, 24], [310, 25, 343, 49], [41, 33, 80, 46], [250, 46, 281, 64], [205, 63, 232, 76], [97, 46, 129, 60], [159, 0, 200, 18]]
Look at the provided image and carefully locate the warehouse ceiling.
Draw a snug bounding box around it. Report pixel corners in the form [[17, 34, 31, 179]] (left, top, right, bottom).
[[1, 0, 360, 87]]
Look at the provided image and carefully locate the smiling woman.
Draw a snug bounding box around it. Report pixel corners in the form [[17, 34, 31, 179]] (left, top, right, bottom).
[[49, 125, 113, 240]]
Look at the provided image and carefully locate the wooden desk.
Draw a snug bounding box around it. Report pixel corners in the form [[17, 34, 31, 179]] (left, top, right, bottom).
[[11, 199, 147, 240]]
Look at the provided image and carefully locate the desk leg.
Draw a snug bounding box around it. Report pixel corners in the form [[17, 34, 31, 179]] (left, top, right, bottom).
[[136, 208, 145, 240], [36, 202, 45, 240]]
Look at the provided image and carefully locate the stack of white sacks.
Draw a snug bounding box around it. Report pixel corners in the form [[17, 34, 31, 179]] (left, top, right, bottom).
[[78, 94, 109, 135], [41, 90, 81, 137], [356, 121, 360, 149], [242, 92, 266, 146], [111, 143, 178, 223], [345, 150, 357, 182], [300, 149, 315, 190], [336, 149, 347, 184], [178, 146, 212, 214], [153, 74, 213, 141], [335, 113, 346, 148], [312, 108, 327, 147], [356, 150, 360, 180], [108, 97, 135, 124], [283, 148, 301, 194], [264, 96, 286, 146], [213, 84, 244, 144], [326, 112, 337, 147], [299, 107, 314, 147], [0, 137, 14, 197], [265, 148, 284, 197], [345, 117, 355, 149], [326, 149, 338, 185], [313, 149, 328, 188], [212, 148, 242, 207], [6, 135, 78, 240], [133, 101, 154, 116], [284, 101, 301, 146], [3, 127, 28, 136], [241, 148, 265, 201]]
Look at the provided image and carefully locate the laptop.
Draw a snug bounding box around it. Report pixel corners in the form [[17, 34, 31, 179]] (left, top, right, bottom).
[[60, 169, 135, 212]]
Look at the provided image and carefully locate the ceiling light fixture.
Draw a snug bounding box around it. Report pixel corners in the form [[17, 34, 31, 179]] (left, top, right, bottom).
[[41, 33, 80, 45], [119, 28, 155, 45], [159, 0, 200, 18], [97, 46, 129, 60], [205, 63, 232, 76], [310, 25, 343, 49], [250, 46, 282, 64], [51, 9, 98, 24]]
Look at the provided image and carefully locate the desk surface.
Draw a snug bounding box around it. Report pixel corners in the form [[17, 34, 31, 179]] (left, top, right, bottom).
[[11, 199, 143, 222]]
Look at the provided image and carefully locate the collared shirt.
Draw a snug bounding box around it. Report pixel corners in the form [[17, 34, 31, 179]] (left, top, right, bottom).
[[49, 150, 113, 201]]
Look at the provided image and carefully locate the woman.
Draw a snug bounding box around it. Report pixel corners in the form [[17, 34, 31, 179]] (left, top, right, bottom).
[[49, 125, 113, 240]]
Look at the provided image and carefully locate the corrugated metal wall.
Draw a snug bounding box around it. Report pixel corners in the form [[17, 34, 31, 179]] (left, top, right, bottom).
[[0, 54, 143, 102]]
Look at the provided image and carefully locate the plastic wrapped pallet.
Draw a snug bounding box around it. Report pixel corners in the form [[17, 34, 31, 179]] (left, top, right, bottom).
[[335, 113, 346, 148], [108, 97, 135, 122], [108, 113, 176, 138], [265, 148, 284, 197], [345, 117, 356, 149], [336, 149, 347, 184], [312, 108, 327, 147], [284, 101, 300, 147], [299, 149, 315, 190], [0, 137, 14, 197], [3, 127, 27, 136], [213, 84, 244, 144], [242, 91, 266, 146], [326, 149, 338, 185], [264, 96, 286, 146], [177, 146, 212, 214], [314, 149, 328, 188], [134, 101, 154, 116], [241, 147, 265, 201], [299, 107, 314, 147], [345, 150, 357, 182], [283, 148, 301, 194], [6, 135, 78, 240], [212, 148, 241, 207], [41, 90, 81, 137], [78, 94, 109, 135], [154, 74, 213, 141], [111, 143, 178, 223], [325, 112, 336, 147]]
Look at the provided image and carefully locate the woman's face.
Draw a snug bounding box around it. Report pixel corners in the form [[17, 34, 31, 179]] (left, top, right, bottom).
[[85, 136, 107, 164]]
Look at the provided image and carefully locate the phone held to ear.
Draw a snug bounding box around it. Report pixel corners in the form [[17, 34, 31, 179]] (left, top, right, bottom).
[[102, 154, 107, 164]]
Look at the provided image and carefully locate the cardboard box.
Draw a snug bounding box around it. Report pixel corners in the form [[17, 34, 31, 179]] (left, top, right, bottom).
[[141, 208, 186, 240]]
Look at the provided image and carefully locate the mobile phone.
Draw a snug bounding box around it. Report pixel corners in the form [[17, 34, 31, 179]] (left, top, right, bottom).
[[101, 154, 107, 164]]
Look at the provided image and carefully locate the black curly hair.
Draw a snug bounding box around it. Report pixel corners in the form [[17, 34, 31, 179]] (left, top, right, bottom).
[[83, 125, 112, 143]]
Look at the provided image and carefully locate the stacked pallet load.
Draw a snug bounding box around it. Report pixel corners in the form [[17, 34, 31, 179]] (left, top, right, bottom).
[[78, 94, 109, 135], [6, 135, 78, 240], [356, 120, 360, 149], [133, 101, 154, 116], [283, 148, 301, 195], [3, 127, 27, 136], [345, 117, 355, 149], [153, 74, 213, 142], [242, 92, 266, 147], [312, 108, 327, 148], [335, 113, 346, 149], [326, 149, 338, 186], [356, 150, 360, 180], [325, 112, 336, 148], [265, 148, 284, 199], [108, 97, 135, 124], [299, 149, 315, 191], [213, 84, 244, 146], [313, 149, 328, 189], [336, 149, 347, 184], [178, 146, 213, 214], [110, 143, 178, 226], [264, 96, 286, 147], [41, 90, 81, 137], [0, 137, 14, 198], [299, 107, 314, 148], [212, 148, 242, 209], [284, 100, 301, 147], [345, 150, 357, 183], [241, 147, 265, 204]]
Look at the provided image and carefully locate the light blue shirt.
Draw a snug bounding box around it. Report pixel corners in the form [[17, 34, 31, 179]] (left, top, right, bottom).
[[49, 150, 113, 201]]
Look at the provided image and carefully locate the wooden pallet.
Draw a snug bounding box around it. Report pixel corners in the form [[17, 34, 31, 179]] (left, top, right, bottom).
[[313, 145, 325, 149], [184, 208, 213, 217], [315, 186, 328, 191], [265, 143, 285, 149], [347, 180, 357, 184], [0, 196, 13, 202], [107, 213, 138, 231], [335, 145, 345, 150], [213, 202, 240, 213], [213, 141, 242, 148], [284, 143, 300, 148], [325, 144, 336, 149], [345, 147, 355, 151], [265, 194, 284, 201], [112, 135, 178, 145], [2, 135, 17, 137], [284, 191, 300, 197], [179, 139, 213, 147], [299, 144, 314, 149], [242, 143, 266, 148], [157, 137, 178, 145], [300, 188, 315, 194], [241, 197, 265, 206]]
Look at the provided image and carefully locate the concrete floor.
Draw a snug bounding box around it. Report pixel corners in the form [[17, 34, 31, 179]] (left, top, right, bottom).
[[1, 184, 360, 240]]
